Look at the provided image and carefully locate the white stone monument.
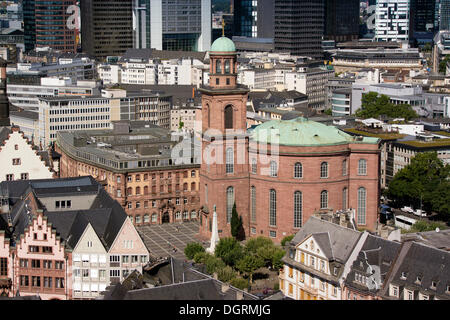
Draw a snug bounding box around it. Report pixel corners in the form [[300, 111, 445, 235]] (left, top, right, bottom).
[[206, 205, 219, 254]]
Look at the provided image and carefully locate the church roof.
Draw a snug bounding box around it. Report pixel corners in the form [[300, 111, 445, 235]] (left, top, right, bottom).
[[210, 36, 236, 53], [250, 117, 379, 147]]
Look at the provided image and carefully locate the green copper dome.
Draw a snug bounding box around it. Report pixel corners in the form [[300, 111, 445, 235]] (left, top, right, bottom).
[[210, 36, 236, 53], [250, 117, 379, 147]]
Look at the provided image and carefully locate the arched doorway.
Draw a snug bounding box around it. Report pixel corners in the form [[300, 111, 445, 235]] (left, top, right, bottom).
[[162, 212, 170, 223]]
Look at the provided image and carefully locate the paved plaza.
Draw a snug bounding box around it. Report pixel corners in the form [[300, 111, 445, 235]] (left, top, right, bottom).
[[137, 221, 207, 260]]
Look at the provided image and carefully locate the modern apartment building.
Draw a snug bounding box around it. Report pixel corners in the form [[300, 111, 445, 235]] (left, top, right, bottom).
[[132, 0, 211, 52], [22, 0, 78, 53], [81, 0, 134, 59], [410, 0, 438, 44], [375, 0, 410, 42], [274, 0, 324, 59]]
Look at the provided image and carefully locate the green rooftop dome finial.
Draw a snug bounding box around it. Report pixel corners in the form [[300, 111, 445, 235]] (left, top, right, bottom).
[[210, 36, 236, 53]]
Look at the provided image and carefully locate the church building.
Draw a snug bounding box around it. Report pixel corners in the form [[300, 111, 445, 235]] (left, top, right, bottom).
[[198, 37, 381, 243]]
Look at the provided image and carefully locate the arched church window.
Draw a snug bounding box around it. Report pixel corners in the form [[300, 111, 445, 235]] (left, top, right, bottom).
[[224, 105, 233, 129], [216, 59, 222, 74]]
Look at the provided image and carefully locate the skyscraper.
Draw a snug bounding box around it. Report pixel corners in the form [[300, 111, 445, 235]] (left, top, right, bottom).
[[132, 0, 211, 51], [81, 0, 134, 59], [23, 0, 78, 53], [410, 0, 438, 44], [324, 0, 360, 42], [440, 0, 450, 30], [233, 0, 274, 39], [274, 0, 324, 59], [375, 0, 410, 42]]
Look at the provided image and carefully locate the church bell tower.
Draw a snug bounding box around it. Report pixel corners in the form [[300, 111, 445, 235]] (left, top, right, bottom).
[[198, 36, 250, 240]]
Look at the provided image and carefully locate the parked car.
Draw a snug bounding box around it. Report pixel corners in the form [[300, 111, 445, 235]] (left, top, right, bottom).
[[413, 209, 427, 217], [401, 206, 414, 213]]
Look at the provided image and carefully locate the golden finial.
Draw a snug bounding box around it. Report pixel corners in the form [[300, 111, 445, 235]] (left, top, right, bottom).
[[222, 18, 225, 37]]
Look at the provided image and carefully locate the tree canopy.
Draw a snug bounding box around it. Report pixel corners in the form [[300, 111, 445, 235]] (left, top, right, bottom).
[[387, 152, 450, 220], [214, 237, 244, 267], [355, 92, 417, 120]]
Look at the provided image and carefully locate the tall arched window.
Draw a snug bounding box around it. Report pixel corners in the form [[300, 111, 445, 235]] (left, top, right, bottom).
[[294, 162, 303, 179], [270, 160, 278, 177], [215, 59, 222, 74], [342, 159, 347, 176], [357, 187, 366, 225], [342, 187, 348, 210], [320, 162, 328, 178], [226, 147, 234, 173], [358, 159, 367, 175], [251, 158, 257, 174], [226, 186, 234, 223], [269, 189, 277, 226], [224, 105, 233, 129], [224, 60, 230, 74], [320, 190, 328, 209], [251, 186, 256, 223], [294, 191, 302, 228]]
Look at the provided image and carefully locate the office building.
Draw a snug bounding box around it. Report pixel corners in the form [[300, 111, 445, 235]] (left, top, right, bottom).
[[440, 0, 450, 30], [132, 0, 211, 52], [233, 0, 274, 39], [375, 0, 410, 42], [274, 0, 324, 59], [56, 121, 201, 225], [410, 0, 438, 44], [324, 0, 360, 43], [22, 0, 78, 53], [81, 0, 134, 59]]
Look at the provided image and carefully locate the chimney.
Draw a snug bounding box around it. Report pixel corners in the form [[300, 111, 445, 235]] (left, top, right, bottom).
[[213, 273, 218, 280], [236, 290, 244, 300], [221, 283, 230, 293], [339, 212, 347, 227]]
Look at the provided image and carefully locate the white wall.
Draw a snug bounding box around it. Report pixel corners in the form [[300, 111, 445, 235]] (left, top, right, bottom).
[[0, 130, 53, 181]]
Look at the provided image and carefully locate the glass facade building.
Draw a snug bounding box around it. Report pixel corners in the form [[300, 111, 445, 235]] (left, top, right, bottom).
[[133, 0, 211, 51], [440, 0, 450, 30], [324, 0, 359, 42], [233, 0, 274, 39], [274, 0, 324, 59], [23, 0, 78, 53]]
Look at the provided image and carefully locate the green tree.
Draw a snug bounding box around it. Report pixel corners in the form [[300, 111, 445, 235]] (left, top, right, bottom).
[[217, 265, 236, 283], [323, 108, 332, 116], [387, 152, 450, 220], [256, 245, 286, 270], [230, 203, 241, 239], [193, 251, 210, 264], [403, 220, 448, 233], [230, 277, 249, 290], [205, 255, 226, 274], [215, 237, 244, 267], [184, 242, 205, 260], [245, 236, 273, 255], [355, 92, 417, 120], [236, 255, 264, 284], [178, 121, 184, 129], [281, 235, 294, 247], [439, 55, 450, 74]]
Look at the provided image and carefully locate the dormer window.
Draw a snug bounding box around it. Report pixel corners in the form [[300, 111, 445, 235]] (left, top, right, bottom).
[[446, 285, 450, 293], [416, 276, 422, 284], [401, 272, 407, 279], [431, 281, 437, 289]]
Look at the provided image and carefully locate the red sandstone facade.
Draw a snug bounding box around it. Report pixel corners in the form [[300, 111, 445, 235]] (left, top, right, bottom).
[[56, 146, 201, 226], [198, 41, 380, 243]]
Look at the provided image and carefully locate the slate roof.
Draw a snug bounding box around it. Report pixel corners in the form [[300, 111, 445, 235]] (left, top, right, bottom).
[[291, 216, 362, 263], [0, 177, 129, 252], [401, 229, 450, 251], [345, 234, 402, 295], [385, 242, 450, 299]]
